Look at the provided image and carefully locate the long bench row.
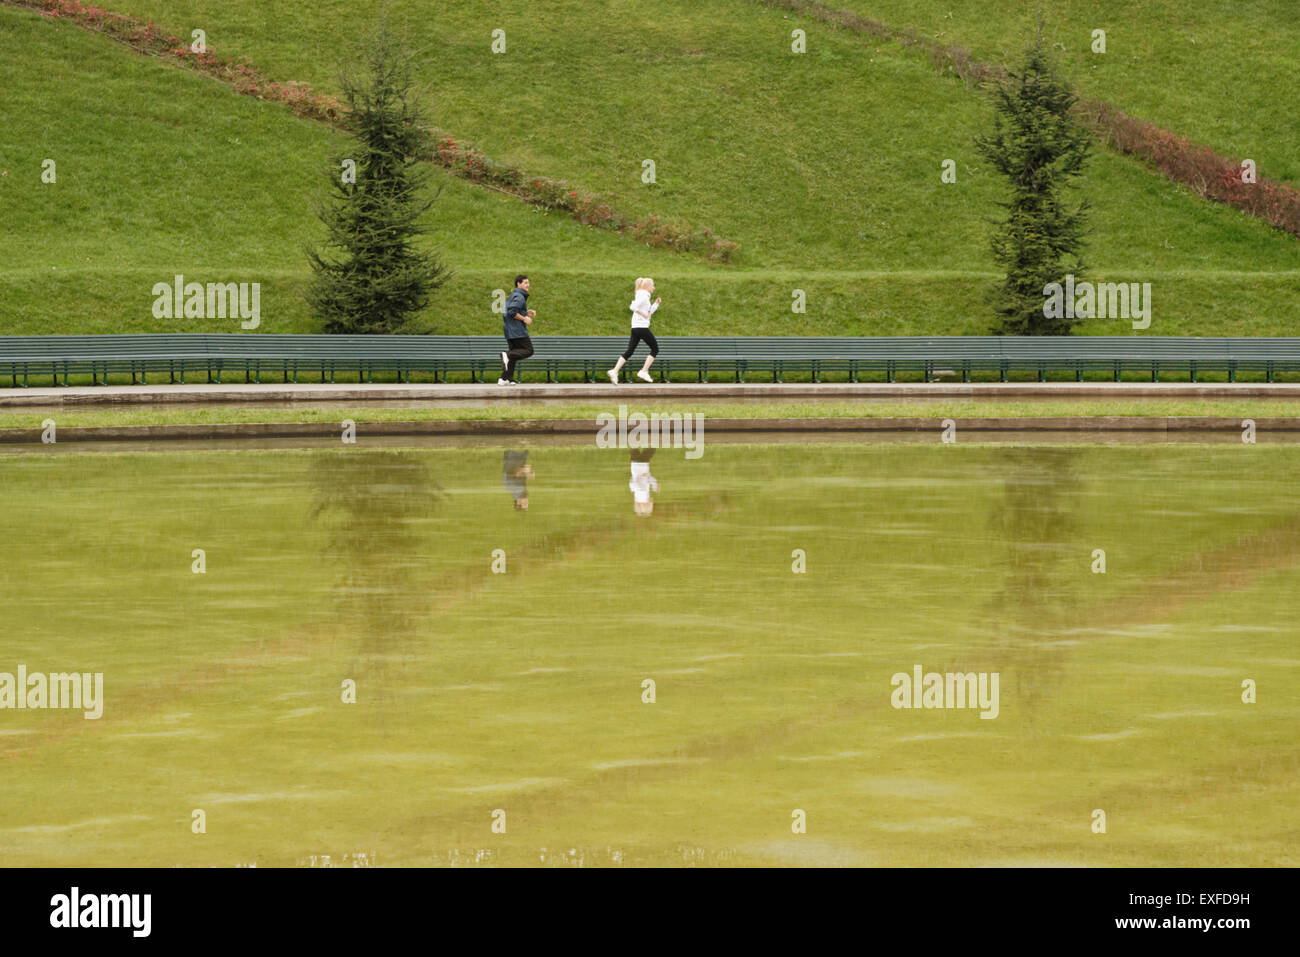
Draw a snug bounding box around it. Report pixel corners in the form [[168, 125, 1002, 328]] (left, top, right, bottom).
[[4, 334, 1300, 385]]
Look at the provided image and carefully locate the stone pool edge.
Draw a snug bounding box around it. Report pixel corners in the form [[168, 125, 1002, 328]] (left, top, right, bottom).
[[2, 416, 1298, 444]]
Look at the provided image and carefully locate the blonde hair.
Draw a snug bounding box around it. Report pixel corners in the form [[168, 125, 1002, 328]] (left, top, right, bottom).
[[634, 277, 654, 291]]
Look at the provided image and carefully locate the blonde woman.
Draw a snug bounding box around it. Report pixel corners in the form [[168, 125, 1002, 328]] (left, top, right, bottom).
[[608, 277, 661, 384]]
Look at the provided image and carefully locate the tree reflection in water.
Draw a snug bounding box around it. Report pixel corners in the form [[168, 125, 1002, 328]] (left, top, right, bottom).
[[310, 450, 445, 716]]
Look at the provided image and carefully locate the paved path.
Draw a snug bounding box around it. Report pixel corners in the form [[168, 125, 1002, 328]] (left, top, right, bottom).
[[5, 381, 1300, 406]]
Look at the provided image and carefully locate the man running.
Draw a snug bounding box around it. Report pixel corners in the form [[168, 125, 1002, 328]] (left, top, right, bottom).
[[499, 274, 536, 385]]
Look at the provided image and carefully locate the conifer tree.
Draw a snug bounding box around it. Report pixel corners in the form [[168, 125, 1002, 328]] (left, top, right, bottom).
[[975, 36, 1090, 335], [307, 24, 450, 334]]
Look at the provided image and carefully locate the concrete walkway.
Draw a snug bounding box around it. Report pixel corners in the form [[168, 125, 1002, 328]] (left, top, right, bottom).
[[5, 380, 1300, 406]]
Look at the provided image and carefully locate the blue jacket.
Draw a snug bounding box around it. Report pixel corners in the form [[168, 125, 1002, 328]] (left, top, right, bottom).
[[503, 288, 530, 339]]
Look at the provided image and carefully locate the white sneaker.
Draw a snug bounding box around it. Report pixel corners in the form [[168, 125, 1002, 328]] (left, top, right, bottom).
[[497, 378, 510, 386], [607, 369, 619, 384], [636, 370, 653, 383]]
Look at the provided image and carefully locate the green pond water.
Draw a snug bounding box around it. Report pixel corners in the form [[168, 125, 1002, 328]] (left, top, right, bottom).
[[0, 443, 1296, 867]]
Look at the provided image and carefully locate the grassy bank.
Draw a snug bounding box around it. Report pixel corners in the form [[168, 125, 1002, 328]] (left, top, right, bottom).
[[2, 2, 1296, 337], [823, 0, 1300, 187]]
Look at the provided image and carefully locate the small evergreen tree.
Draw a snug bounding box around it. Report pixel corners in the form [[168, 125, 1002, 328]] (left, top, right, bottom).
[[307, 23, 450, 334], [975, 36, 1090, 335]]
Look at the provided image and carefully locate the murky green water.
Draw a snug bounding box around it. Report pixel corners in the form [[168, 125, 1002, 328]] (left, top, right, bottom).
[[1, 443, 1296, 866]]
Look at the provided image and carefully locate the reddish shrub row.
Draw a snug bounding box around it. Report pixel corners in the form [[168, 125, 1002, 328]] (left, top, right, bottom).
[[19, 0, 739, 262], [1076, 99, 1300, 236]]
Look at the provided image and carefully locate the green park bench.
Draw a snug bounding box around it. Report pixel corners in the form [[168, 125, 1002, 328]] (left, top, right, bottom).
[[3, 334, 1300, 386]]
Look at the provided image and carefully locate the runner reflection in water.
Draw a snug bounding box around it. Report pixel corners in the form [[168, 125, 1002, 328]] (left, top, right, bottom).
[[629, 447, 658, 516], [503, 450, 534, 510]]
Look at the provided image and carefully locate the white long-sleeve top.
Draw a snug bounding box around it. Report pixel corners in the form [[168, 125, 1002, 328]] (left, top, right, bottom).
[[629, 289, 659, 329]]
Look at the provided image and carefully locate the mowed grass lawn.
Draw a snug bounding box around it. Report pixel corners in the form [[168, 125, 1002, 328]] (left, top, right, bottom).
[[0, 2, 1297, 338], [0, 443, 1296, 865]]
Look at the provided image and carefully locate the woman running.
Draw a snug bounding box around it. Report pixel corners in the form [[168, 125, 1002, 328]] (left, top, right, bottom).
[[608, 277, 661, 384]]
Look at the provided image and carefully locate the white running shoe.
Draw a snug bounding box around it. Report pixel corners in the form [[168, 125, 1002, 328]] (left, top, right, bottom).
[[636, 370, 653, 383], [607, 369, 619, 384], [497, 377, 511, 386]]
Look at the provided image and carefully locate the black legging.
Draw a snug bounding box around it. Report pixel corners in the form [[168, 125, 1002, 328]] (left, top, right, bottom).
[[622, 328, 659, 360]]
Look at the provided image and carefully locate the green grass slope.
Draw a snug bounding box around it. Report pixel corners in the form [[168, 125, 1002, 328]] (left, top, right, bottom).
[[1, 1, 1297, 337], [824, 0, 1300, 187], [0, 6, 683, 336]]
